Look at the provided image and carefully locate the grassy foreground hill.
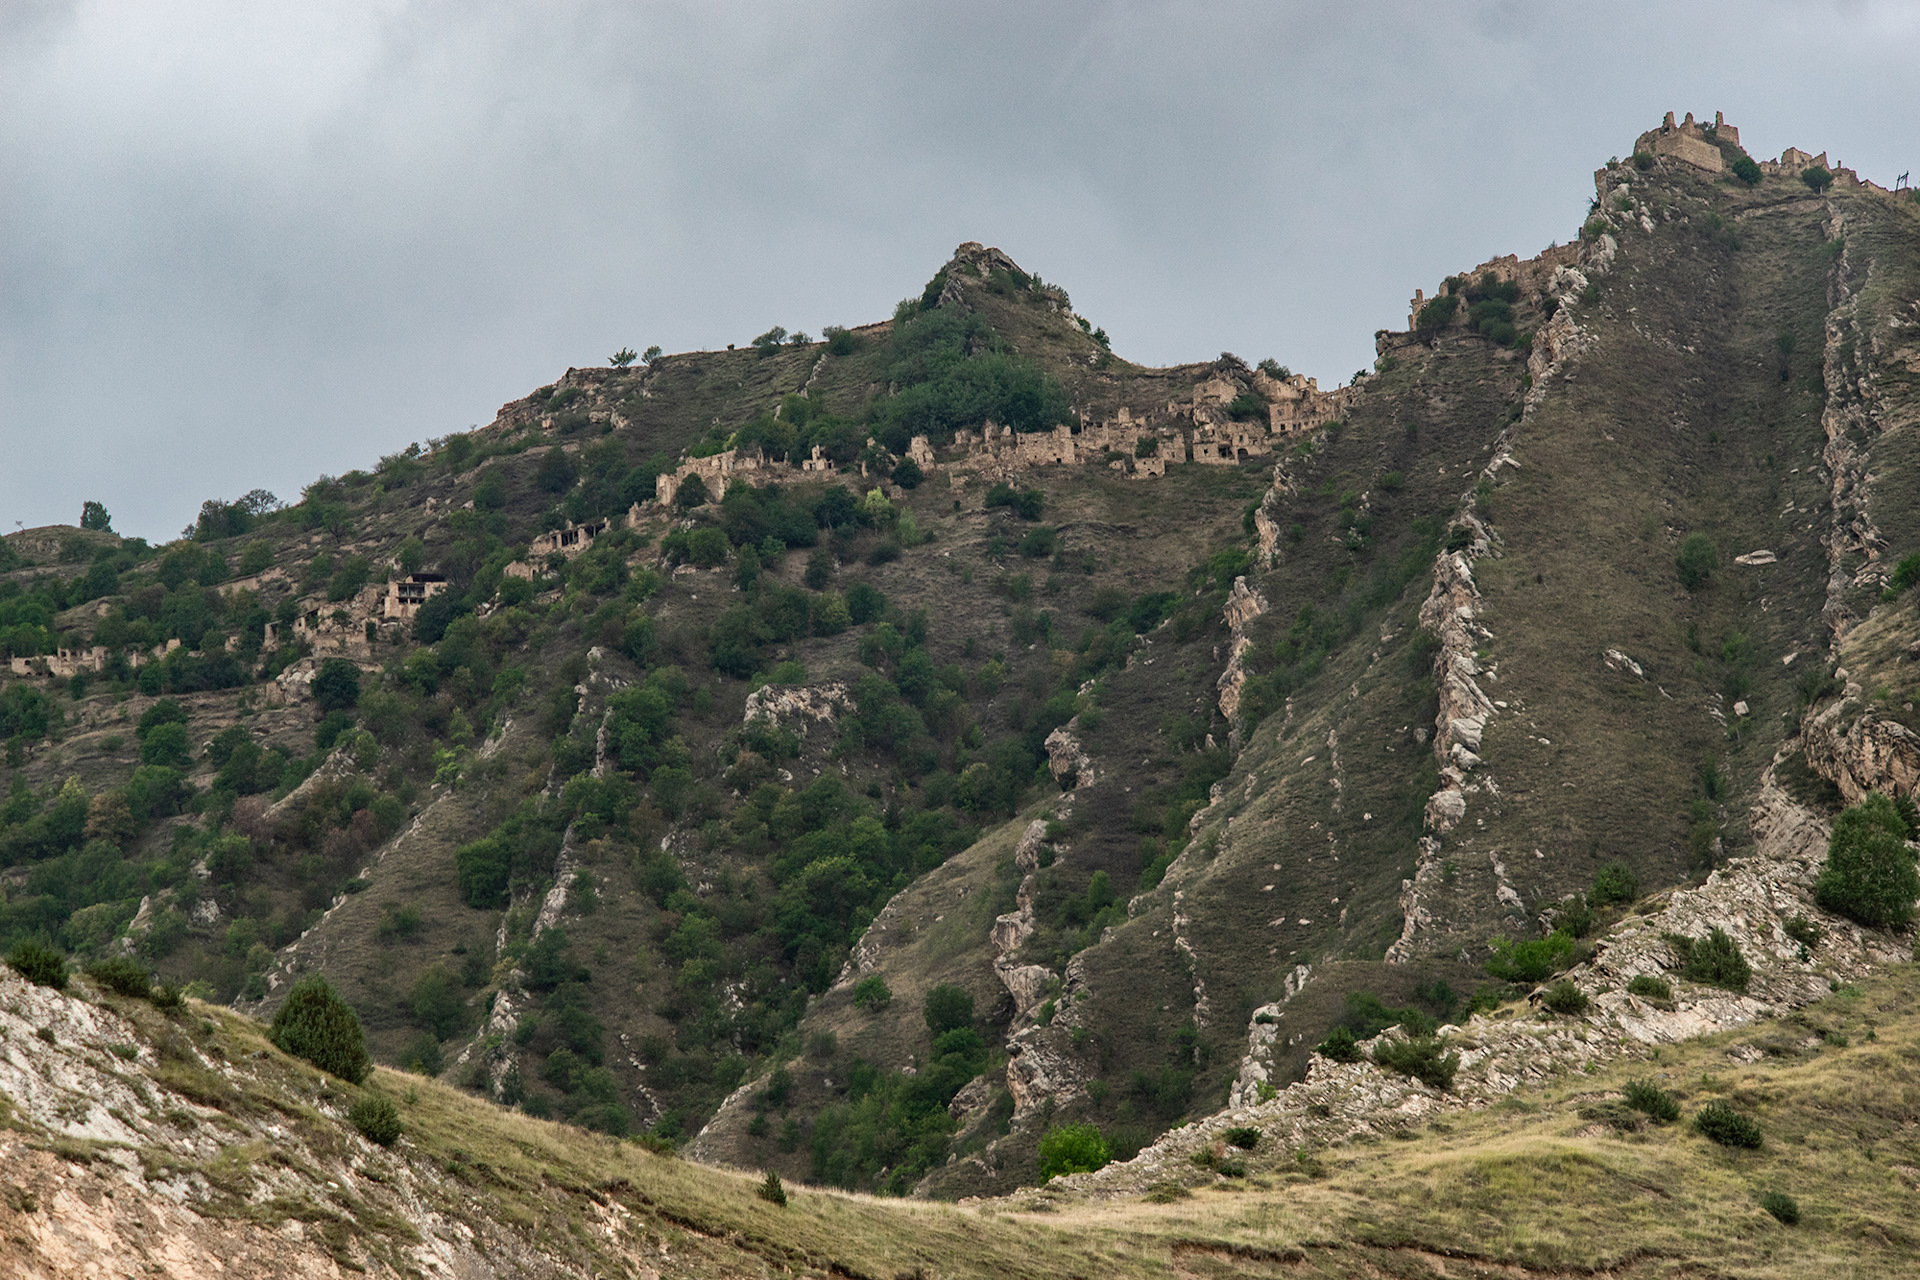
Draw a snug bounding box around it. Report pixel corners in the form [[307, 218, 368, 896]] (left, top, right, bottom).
[[2, 946, 1919, 1277], [2, 110, 1920, 1232]]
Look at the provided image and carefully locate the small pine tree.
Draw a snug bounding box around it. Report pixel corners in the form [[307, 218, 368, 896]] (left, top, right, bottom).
[[6, 941, 67, 990], [270, 974, 372, 1084], [1695, 1100, 1763, 1148], [756, 1170, 788, 1206], [349, 1093, 402, 1146], [1317, 1024, 1362, 1062]]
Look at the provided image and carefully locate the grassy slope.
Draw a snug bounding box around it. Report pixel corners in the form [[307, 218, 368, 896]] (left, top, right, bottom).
[[17, 949, 1920, 1278]]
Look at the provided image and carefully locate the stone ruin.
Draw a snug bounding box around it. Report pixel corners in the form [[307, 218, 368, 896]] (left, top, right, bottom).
[[1628, 110, 1874, 190], [639, 363, 1356, 505]]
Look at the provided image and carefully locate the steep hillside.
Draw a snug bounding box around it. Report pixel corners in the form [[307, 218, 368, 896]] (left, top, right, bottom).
[[3, 111, 1919, 1218]]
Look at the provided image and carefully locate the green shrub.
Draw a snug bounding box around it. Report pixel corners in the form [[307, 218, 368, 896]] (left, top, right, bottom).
[[6, 941, 67, 990], [1371, 1036, 1459, 1090], [1225, 393, 1267, 422], [1036, 1123, 1111, 1181], [1223, 1126, 1260, 1150], [1695, 1100, 1763, 1148], [1632, 151, 1655, 170], [1670, 927, 1750, 992], [269, 975, 372, 1084], [756, 1170, 788, 1205], [1415, 293, 1460, 333], [1626, 974, 1672, 1002], [1815, 792, 1918, 929], [1801, 165, 1833, 192], [1889, 552, 1920, 595], [85, 956, 153, 998], [312, 658, 362, 713], [1540, 981, 1590, 1016], [1623, 1078, 1679, 1123], [1730, 155, 1762, 186], [852, 974, 892, 1010], [924, 984, 973, 1036], [1675, 533, 1718, 590], [1317, 1024, 1362, 1062], [1590, 861, 1638, 906], [348, 1093, 402, 1146], [453, 836, 512, 910], [1484, 930, 1576, 982], [150, 983, 186, 1011], [1783, 916, 1823, 950], [1759, 1190, 1799, 1224], [1016, 526, 1056, 558]]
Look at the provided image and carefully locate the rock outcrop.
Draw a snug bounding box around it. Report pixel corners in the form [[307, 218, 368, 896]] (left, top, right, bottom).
[[1036, 762, 1905, 1201]]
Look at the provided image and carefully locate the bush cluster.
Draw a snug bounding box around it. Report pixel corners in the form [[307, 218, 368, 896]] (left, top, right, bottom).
[[1694, 1100, 1763, 1148], [1036, 1123, 1111, 1181], [1669, 927, 1750, 993], [1815, 792, 1917, 929], [6, 940, 67, 989], [1623, 1078, 1679, 1123], [1371, 1035, 1459, 1090], [349, 1094, 402, 1146]]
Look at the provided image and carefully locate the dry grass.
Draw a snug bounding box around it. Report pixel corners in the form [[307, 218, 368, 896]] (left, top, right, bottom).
[[124, 953, 1920, 1278]]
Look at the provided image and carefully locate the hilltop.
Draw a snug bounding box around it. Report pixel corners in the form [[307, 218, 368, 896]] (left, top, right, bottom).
[[1, 107, 1919, 1266]]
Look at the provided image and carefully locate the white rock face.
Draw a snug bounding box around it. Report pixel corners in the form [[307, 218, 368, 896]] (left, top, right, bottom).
[[742, 681, 853, 733]]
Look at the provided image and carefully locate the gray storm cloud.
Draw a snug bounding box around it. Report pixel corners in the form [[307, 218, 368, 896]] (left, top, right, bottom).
[[3, 0, 1914, 539]]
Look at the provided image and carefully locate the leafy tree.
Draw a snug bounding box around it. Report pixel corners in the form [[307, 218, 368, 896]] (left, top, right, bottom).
[[312, 658, 362, 713], [238, 541, 273, 575], [1801, 165, 1833, 192], [139, 722, 191, 768], [270, 974, 372, 1083], [537, 447, 578, 494], [1730, 155, 1762, 186], [1816, 791, 1918, 928], [674, 474, 710, 510], [642, 345, 663, 363], [79, 501, 112, 531], [0, 685, 52, 740], [396, 537, 426, 576], [610, 347, 637, 368], [410, 964, 467, 1039], [923, 983, 974, 1037], [327, 555, 371, 602], [1036, 1123, 1111, 1180]]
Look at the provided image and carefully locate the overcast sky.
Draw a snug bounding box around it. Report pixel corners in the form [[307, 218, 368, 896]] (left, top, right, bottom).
[[3, 1, 1915, 542]]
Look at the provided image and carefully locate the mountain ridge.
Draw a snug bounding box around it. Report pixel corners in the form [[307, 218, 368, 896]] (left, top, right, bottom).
[[2, 111, 1919, 1264]]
